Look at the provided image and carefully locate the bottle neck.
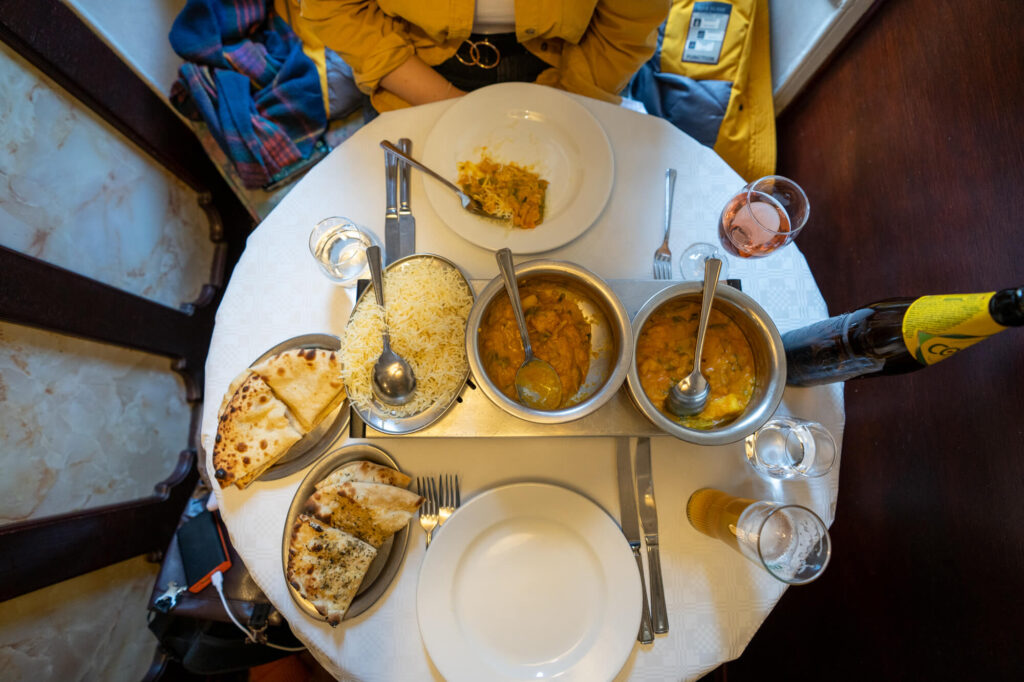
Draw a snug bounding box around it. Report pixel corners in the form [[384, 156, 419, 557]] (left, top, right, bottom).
[[846, 301, 910, 358]]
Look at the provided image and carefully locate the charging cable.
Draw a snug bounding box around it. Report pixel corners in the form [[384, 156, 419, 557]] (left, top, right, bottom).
[[211, 571, 305, 652]]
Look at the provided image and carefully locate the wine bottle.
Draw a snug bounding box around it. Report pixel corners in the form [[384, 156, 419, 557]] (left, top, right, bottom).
[[783, 287, 1024, 386]]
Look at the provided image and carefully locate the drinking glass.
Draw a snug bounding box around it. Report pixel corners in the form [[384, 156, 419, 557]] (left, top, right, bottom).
[[686, 488, 831, 584], [718, 175, 809, 258], [308, 217, 380, 286], [678, 242, 730, 281], [744, 417, 837, 480]]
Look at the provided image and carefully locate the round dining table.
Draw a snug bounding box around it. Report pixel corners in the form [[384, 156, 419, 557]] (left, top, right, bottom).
[[200, 85, 843, 681]]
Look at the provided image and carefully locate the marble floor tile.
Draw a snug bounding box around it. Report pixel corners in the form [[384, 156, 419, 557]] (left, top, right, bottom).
[[0, 321, 191, 523], [0, 556, 160, 682], [0, 42, 215, 312]]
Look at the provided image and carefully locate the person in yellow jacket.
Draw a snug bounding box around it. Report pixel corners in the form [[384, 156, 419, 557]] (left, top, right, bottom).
[[626, 0, 775, 181], [285, 0, 670, 113]]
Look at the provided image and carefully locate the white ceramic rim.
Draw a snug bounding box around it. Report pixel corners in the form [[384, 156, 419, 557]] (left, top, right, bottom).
[[416, 482, 640, 682], [422, 82, 614, 254]]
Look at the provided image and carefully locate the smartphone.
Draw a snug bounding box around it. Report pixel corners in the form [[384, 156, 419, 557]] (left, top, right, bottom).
[[176, 509, 232, 593]]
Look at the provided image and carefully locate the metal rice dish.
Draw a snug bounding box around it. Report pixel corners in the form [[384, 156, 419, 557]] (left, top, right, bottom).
[[466, 259, 633, 425], [345, 253, 475, 434], [251, 333, 349, 481], [282, 444, 409, 622], [626, 282, 786, 446]]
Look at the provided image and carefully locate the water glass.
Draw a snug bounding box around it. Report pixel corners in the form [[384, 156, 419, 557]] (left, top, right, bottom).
[[308, 217, 379, 286], [718, 175, 809, 258], [744, 417, 837, 480], [686, 488, 831, 585]]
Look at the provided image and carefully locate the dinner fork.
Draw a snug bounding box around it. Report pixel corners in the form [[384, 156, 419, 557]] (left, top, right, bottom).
[[416, 477, 438, 548], [380, 140, 502, 220], [653, 168, 677, 279], [437, 474, 460, 527]]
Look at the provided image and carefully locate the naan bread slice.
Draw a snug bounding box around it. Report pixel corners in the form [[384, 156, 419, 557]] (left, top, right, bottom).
[[217, 368, 254, 419], [286, 514, 376, 626], [252, 348, 345, 433], [314, 460, 412, 491], [304, 481, 424, 548], [213, 373, 302, 489]]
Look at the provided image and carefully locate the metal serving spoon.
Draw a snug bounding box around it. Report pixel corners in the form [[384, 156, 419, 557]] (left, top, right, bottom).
[[380, 140, 502, 221], [366, 245, 417, 406], [496, 248, 563, 411], [666, 257, 722, 417]]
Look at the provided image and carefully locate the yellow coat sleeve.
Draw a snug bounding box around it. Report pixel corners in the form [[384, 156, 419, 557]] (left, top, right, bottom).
[[535, 0, 670, 103], [298, 0, 417, 95]]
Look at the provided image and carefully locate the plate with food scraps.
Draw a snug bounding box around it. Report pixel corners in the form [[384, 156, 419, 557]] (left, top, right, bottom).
[[341, 253, 475, 434], [247, 334, 349, 481], [422, 82, 614, 254], [282, 444, 410, 623]]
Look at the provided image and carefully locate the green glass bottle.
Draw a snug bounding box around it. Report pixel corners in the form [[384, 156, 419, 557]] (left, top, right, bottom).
[[783, 287, 1024, 386]]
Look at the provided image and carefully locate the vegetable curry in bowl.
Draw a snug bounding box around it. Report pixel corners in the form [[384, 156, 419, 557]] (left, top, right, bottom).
[[636, 299, 756, 429], [478, 278, 592, 409]]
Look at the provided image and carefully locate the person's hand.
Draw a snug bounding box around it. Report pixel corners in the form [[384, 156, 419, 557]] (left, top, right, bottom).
[[382, 56, 464, 105]]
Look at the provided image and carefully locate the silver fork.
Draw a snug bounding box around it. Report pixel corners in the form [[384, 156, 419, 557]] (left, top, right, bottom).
[[416, 477, 438, 547], [381, 140, 501, 221], [438, 474, 460, 527], [653, 168, 677, 279]]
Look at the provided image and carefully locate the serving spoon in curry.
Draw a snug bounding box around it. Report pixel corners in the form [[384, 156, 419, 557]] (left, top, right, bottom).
[[366, 245, 417, 406], [666, 257, 722, 417], [496, 248, 563, 411]]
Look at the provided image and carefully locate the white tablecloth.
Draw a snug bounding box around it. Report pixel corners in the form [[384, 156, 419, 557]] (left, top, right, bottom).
[[200, 90, 843, 681]]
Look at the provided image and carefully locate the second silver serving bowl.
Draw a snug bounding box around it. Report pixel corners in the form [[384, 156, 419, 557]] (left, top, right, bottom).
[[626, 282, 786, 445], [466, 260, 633, 425]]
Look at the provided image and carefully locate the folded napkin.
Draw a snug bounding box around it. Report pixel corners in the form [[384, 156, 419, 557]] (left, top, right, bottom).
[[169, 0, 354, 189]]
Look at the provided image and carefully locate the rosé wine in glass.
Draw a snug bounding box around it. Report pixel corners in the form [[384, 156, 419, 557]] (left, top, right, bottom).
[[717, 176, 809, 258]]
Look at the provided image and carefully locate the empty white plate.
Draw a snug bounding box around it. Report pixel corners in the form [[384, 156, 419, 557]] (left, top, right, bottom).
[[417, 483, 640, 682]]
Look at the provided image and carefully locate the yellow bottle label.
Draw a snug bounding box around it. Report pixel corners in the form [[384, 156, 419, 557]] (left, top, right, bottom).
[[902, 293, 1006, 365]]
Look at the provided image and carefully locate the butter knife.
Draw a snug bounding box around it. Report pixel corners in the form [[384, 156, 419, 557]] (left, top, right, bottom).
[[635, 436, 668, 634], [616, 437, 654, 644], [384, 147, 400, 266], [397, 138, 416, 259]]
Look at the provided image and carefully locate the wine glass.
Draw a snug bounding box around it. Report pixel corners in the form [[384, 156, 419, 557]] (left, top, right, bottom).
[[678, 242, 730, 281], [718, 175, 809, 258]]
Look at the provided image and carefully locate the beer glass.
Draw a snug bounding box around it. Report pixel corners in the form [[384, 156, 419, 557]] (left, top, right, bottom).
[[686, 488, 831, 584]]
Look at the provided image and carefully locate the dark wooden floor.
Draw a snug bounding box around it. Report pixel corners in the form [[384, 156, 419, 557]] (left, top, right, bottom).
[[718, 0, 1024, 679]]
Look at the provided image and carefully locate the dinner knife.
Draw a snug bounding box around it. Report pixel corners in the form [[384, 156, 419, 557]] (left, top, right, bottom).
[[384, 147, 400, 266], [397, 138, 416, 260], [635, 436, 668, 634], [616, 437, 654, 644]]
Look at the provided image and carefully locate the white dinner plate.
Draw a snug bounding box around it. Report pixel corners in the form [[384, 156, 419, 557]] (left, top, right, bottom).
[[422, 83, 614, 254], [417, 483, 640, 682]]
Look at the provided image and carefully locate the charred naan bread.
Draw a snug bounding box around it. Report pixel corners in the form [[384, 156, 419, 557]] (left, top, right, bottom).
[[286, 514, 376, 626], [304, 481, 423, 548], [251, 348, 346, 433], [218, 368, 254, 419], [213, 373, 302, 489], [314, 460, 412, 491]]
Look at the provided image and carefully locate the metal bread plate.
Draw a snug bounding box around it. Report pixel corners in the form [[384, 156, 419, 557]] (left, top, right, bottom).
[[281, 444, 409, 622], [250, 333, 350, 481]]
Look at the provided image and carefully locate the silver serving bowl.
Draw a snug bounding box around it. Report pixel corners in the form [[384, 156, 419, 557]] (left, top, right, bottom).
[[626, 282, 786, 445], [347, 253, 475, 434], [466, 260, 633, 424]]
